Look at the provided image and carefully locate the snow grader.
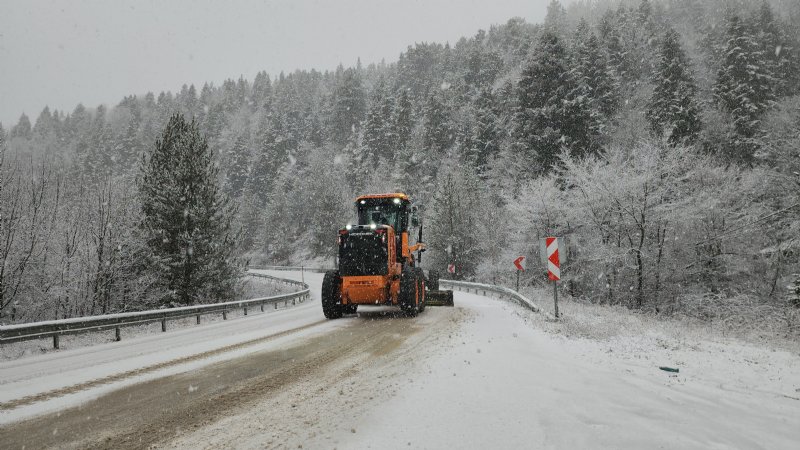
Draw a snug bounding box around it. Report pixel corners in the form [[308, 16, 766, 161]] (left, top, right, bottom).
[[321, 193, 454, 319]]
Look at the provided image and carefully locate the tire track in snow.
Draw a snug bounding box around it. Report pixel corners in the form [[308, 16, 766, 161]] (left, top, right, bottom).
[[0, 319, 327, 411]]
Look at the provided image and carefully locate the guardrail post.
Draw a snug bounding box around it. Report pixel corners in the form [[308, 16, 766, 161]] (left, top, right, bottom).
[[260, 303, 265, 312], [161, 319, 167, 332], [274, 303, 278, 310], [293, 298, 296, 305], [53, 334, 60, 349], [115, 327, 121, 341], [244, 306, 248, 316], [284, 299, 288, 307], [196, 314, 201, 324], [223, 310, 228, 320]]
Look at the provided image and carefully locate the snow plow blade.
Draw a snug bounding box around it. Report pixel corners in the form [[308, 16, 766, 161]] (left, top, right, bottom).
[[426, 290, 454, 306]]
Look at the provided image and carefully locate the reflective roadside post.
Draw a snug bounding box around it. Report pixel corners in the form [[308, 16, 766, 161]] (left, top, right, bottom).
[[513, 256, 525, 292], [541, 237, 562, 318]]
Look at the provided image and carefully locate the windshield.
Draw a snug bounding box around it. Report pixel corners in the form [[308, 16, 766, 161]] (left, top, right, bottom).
[[356, 199, 408, 233]]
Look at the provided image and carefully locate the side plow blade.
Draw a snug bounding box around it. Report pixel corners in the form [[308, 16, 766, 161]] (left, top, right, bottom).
[[426, 290, 454, 306]]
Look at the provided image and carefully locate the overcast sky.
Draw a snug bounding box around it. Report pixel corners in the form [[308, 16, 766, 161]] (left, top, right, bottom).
[[0, 0, 549, 127]]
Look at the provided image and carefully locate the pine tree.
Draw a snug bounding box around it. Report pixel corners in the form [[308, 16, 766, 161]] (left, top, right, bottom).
[[116, 120, 142, 171], [249, 112, 287, 204], [33, 106, 57, 139], [10, 113, 32, 140], [86, 106, 115, 180], [363, 78, 394, 163], [544, 0, 568, 35], [226, 134, 250, 198], [570, 20, 618, 153], [646, 28, 702, 145], [328, 67, 366, 146], [469, 88, 501, 175], [138, 114, 240, 306], [713, 14, 776, 162], [422, 89, 454, 155], [392, 89, 414, 157], [755, 1, 797, 97], [515, 31, 588, 172]]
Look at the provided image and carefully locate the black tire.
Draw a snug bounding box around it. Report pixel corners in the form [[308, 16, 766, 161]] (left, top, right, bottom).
[[322, 270, 344, 319], [399, 266, 418, 317], [414, 268, 426, 313], [426, 270, 440, 291], [344, 304, 358, 315]]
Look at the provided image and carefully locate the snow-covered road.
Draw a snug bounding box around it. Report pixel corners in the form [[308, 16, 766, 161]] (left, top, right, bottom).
[[0, 270, 333, 424], [1, 270, 799, 449]]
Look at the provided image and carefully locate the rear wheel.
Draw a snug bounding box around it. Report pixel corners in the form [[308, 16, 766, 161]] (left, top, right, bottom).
[[414, 268, 426, 313], [344, 304, 358, 315], [399, 266, 418, 317], [322, 270, 343, 319]]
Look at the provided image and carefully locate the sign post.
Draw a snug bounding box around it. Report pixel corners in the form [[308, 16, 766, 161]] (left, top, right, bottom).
[[513, 256, 525, 291], [543, 237, 561, 318]]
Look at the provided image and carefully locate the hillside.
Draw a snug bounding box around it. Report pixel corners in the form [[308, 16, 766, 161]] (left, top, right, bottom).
[[0, 0, 798, 336]]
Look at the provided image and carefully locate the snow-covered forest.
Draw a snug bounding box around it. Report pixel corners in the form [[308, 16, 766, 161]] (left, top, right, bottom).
[[1, 0, 799, 331]]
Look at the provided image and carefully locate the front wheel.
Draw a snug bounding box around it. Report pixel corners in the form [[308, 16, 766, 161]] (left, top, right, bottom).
[[400, 266, 419, 317], [322, 270, 343, 319]]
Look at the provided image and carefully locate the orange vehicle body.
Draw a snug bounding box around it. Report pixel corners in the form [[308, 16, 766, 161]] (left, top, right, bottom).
[[322, 192, 451, 319], [339, 193, 422, 307]]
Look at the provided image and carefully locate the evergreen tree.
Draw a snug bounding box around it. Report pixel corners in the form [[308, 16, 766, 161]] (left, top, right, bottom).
[[252, 71, 273, 107], [86, 106, 115, 180], [598, 9, 631, 85], [515, 31, 591, 172], [116, 120, 142, 171], [544, 0, 568, 35], [138, 114, 240, 306], [249, 112, 288, 204], [363, 78, 394, 163], [391, 89, 414, 157], [33, 106, 57, 139], [469, 88, 501, 175], [422, 89, 454, 155], [574, 21, 619, 120], [226, 133, 251, 198], [570, 20, 618, 152], [328, 67, 366, 146], [755, 1, 797, 97], [10, 113, 32, 140], [646, 28, 702, 145], [713, 14, 776, 162]]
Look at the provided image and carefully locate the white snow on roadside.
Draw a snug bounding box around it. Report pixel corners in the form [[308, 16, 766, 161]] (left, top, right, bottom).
[[321, 292, 800, 450]]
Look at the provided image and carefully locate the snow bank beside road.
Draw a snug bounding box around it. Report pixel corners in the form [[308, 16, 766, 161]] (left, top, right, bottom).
[[324, 291, 800, 450]]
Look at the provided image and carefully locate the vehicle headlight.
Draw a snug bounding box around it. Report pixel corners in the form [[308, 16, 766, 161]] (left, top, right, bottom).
[[370, 223, 377, 230], [345, 224, 352, 230]]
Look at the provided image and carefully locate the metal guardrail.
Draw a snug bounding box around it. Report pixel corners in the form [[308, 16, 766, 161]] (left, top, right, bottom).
[[0, 272, 311, 349], [251, 265, 330, 273], [253, 266, 542, 313], [251, 267, 542, 313], [440, 279, 541, 313]]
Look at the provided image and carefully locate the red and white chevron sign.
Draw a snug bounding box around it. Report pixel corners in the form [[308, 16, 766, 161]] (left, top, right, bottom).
[[546, 237, 560, 281]]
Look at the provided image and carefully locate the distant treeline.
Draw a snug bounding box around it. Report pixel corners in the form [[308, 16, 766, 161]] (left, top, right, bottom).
[[1, 0, 799, 333]]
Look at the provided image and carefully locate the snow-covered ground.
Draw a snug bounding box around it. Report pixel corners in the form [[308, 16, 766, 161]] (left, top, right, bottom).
[[2, 270, 799, 449], [0, 270, 331, 425], [316, 292, 800, 449], [166, 280, 800, 450]]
